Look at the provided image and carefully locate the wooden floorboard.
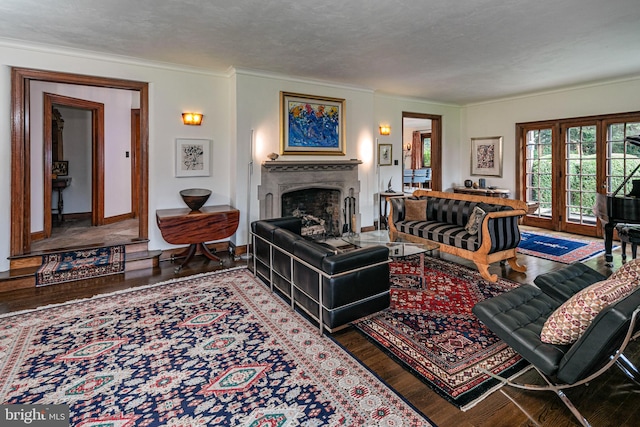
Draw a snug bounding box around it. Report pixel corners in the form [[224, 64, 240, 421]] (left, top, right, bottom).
[[0, 230, 639, 426]]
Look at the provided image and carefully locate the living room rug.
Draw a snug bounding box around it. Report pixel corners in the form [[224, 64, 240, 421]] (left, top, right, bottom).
[[353, 256, 529, 410], [36, 245, 125, 287], [0, 267, 433, 426], [518, 231, 610, 264]]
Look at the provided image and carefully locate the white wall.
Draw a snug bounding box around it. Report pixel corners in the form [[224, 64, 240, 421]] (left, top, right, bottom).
[[232, 70, 376, 243], [0, 41, 230, 271], [55, 106, 92, 215], [462, 77, 640, 194], [374, 94, 462, 196], [30, 82, 135, 231]]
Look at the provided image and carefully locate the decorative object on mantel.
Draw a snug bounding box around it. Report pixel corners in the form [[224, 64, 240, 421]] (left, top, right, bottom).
[[280, 91, 346, 156], [267, 152, 279, 161], [179, 188, 211, 211]]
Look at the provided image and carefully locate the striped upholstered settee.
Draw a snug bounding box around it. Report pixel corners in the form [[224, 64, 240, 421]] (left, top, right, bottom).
[[388, 190, 528, 282]]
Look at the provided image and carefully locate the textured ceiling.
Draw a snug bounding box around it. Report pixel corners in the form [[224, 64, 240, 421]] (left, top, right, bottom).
[[1, 0, 639, 104]]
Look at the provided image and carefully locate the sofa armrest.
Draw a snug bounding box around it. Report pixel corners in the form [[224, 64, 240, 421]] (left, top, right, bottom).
[[478, 209, 527, 253], [322, 246, 390, 275]]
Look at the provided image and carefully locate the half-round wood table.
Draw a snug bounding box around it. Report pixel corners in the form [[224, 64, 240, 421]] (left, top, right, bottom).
[[156, 205, 240, 272]]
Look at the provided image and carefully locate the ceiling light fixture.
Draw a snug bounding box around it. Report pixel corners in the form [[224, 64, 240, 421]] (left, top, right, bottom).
[[182, 112, 204, 125]]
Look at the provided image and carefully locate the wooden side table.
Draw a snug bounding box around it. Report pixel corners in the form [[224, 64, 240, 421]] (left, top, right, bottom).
[[156, 205, 240, 272], [453, 186, 511, 198]]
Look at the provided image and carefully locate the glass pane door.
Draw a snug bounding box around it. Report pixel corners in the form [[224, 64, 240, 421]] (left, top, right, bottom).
[[564, 124, 597, 233], [524, 128, 553, 227]]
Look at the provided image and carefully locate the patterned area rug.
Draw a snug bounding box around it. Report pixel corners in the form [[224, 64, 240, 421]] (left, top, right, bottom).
[[36, 245, 125, 287], [353, 256, 529, 410], [518, 231, 611, 264], [0, 267, 433, 426]]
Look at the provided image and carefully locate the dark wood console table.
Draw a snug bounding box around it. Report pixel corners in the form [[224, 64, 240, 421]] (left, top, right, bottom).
[[156, 205, 240, 272], [52, 177, 72, 222], [453, 186, 510, 198]]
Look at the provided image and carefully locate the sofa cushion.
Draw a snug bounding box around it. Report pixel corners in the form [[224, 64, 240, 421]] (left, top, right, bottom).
[[540, 277, 638, 344], [405, 199, 427, 221], [464, 205, 486, 235]]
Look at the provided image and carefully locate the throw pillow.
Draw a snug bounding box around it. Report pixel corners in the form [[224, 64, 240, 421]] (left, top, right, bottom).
[[609, 258, 640, 282], [540, 278, 638, 345], [464, 206, 486, 235], [404, 199, 427, 222]]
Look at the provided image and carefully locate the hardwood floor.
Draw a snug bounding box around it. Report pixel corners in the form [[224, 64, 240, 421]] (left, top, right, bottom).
[[0, 231, 638, 426]]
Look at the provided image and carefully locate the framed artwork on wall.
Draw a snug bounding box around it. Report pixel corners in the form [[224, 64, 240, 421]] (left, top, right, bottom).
[[378, 144, 392, 166], [280, 91, 346, 155], [52, 161, 68, 176], [175, 138, 211, 177], [470, 136, 503, 177]]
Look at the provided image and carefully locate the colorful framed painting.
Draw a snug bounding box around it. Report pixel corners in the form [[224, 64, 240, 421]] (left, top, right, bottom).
[[280, 92, 346, 155], [175, 138, 211, 177], [470, 136, 503, 177]]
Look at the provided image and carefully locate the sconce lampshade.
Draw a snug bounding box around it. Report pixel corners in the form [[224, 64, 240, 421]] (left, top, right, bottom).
[[379, 125, 391, 136], [405, 143, 412, 151], [182, 112, 204, 125]]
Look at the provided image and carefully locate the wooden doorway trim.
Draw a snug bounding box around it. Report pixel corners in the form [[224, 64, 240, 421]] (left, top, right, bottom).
[[10, 67, 149, 256], [43, 93, 105, 237], [402, 111, 442, 191]]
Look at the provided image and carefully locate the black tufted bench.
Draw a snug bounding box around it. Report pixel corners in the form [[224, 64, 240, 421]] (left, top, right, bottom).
[[533, 262, 607, 302], [615, 224, 640, 260]]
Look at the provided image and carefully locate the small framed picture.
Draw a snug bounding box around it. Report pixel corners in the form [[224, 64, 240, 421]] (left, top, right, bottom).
[[378, 144, 393, 166], [175, 138, 211, 177], [52, 161, 68, 176], [471, 136, 503, 177]]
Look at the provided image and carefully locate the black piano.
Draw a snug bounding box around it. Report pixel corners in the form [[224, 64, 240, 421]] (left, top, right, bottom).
[[597, 134, 640, 265]]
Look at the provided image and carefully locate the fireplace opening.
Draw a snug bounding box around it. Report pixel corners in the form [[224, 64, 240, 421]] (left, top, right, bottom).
[[282, 188, 341, 238]]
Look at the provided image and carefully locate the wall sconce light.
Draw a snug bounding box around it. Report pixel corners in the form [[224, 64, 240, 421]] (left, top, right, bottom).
[[405, 143, 412, 151], [182, 112, 204, 125], [379, 125, 391, 136]]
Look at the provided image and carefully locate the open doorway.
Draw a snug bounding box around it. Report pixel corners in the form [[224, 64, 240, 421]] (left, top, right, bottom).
[[10, 67, 148, 256], [402, 112, 442, 192]]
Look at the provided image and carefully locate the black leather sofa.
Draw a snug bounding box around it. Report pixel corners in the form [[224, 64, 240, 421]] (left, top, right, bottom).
[[251, 217, 390, 334], [472, 263, 640, 426]]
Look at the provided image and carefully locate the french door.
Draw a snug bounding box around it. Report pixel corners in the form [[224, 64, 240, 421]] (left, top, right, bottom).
[[519, 112, 640, 237]]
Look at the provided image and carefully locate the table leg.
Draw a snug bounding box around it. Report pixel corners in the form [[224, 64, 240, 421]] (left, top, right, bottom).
[[172, 242, 224, 273], [199, 242, 223, 266], [419, 252, 425, 288]]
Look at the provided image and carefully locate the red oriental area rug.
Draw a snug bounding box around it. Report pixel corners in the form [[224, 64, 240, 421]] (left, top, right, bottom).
[[0, 267, 433, 426], [353, 256, 529, 410]]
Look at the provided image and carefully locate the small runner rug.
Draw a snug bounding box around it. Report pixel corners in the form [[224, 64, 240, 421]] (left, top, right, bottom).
[[518, 231, 611, 264], [353, 256, 529, 410], [36, 245, 125, 287], [0, 267, 433, 426]]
